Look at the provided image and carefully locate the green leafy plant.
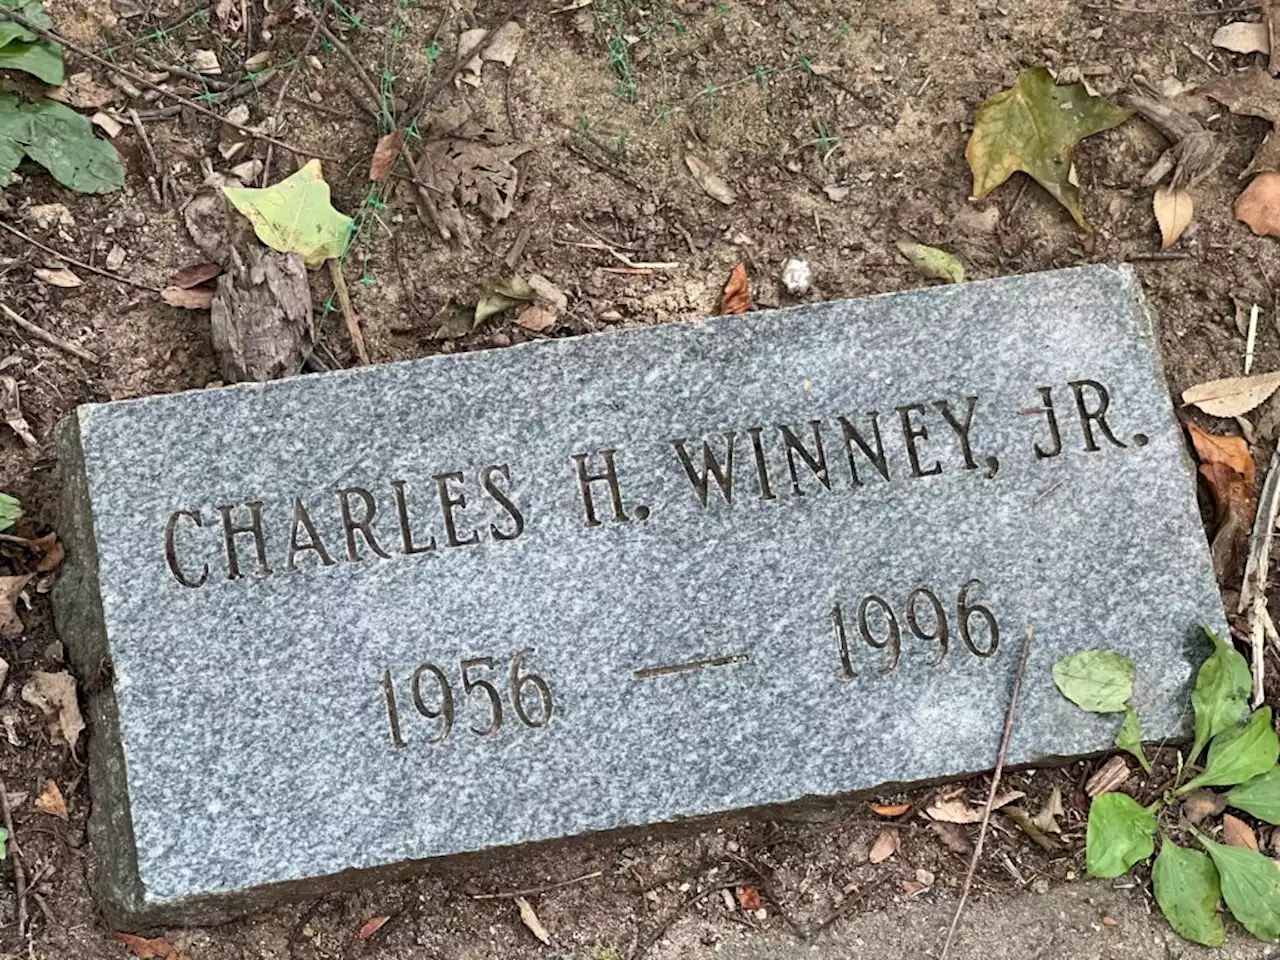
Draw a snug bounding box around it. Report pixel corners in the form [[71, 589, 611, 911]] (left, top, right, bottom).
[[0, 3, 124, 193], [0, 492, 20, 532], [1056, 630, 1280, 946]]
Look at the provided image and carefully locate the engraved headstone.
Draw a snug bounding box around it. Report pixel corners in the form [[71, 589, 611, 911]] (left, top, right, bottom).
[[55, 265, 1223, 926]]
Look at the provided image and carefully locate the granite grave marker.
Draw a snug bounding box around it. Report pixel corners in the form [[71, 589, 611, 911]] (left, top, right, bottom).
[[53, 264, 1224, 926]]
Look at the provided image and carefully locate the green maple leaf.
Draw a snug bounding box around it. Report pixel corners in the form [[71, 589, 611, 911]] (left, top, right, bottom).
[[966, 66, 1132, 228], [223, 159, 354, 268]]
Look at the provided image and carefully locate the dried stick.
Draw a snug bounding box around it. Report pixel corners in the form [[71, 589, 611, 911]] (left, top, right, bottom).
[[327, 259, 369, 364], [263, 18, 323, 186], [0, 775, 27, 938], [304, 7, 387, 129], [938, 627, 1035, 960], [0, 9, 339, 163], [128, 106, 166, 205], [469, 870, 603, 900], [0, 302, 101, 363], [1241, 449, 1280, 706], [0, 220, 160, 293]]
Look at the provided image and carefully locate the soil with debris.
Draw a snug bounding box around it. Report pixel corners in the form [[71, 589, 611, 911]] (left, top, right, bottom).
[[2, 0, 1280, 956]]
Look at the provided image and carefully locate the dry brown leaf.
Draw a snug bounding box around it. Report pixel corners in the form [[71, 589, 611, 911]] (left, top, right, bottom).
[[1086, 756, 1130, 797], [515, 896, 551, 945], [417, 137, 532, 247], [869, 826, 900, 863], [1203, 67, 1280, 123], [112, 932, 184, 959], [483, 21, 525, 67], [1184, 788, 1228, 824], [170, 263, 222, 289], [685, 155, 737, 205], [871, 802, 911, 817], [1224, 812, 1260, 851], [1187, 422, 1257, 579], [357, 915, 390, 940], [0, 574, 31, 638], [1188, 422, 1256, 482], [161, 286, 216, 310], [1002, 805, 1065, 853], [21, 670, 84, 749], [34, 778, 67, 820], [0, 376, 36, 449], [735, 885, 762, 910], [901, 879, 928, 895], [1214, 21, 1270, 54], [1031, 786, 1064, 834], [721, 263, 751, 315], [30, 532, 64, 573], [1245, 131, 1280, 178], [1184, 371, 1280, 418], [48, 71, 119, 109], [369, 129, 405, 182], [34, 266, 82, 288], [929, 820, 973, 855], [1154, 185, 1193, 249], [516, 306, 557, 332], [92, 111, 123, 138], [924, 790, 1025, 824], [1238, 172, 1280, 236]]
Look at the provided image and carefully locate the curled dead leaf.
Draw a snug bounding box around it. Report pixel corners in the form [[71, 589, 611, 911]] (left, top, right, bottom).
[[1031, 786, 1064, 834], [0, 574, 32, 636], [30, 531, 64, 573], [1213, 21, 1270, 54], [369, 129, 405, 182], [721, 263, 750, 315], [871, 802, 911, 817], [34, 778, 67, 820], [924, 790, 1025, 824], [21, 670, 84, 749], [1182, 788, 1227, 824], [515, 896, 551, 945], [1223, 812, 1260, 851], [34, 266, 82, 288], [735, 884, 762, 910], [929, 820, 972, 855], [516, 306, 557, 332], [169, 263, 222, 289], [869, 826, 900, 863], [112, 932, 184, 959], [161, 286, 216, 310], [1183, 371, 1280, 418], [1153, 185, 1193, 249], [357, 915, 390, 940], [1237, 171, 1280, 236], [0, 376, 37, 449], [685, 155, 737, 205], [1187, 422, 1257, 580]]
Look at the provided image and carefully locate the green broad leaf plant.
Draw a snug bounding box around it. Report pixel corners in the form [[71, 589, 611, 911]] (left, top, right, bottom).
[[1055, 630, 1280, 946], [0, 2, 124, 194]]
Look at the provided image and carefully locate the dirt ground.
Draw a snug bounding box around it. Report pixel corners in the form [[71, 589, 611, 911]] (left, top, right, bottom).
[[2, 0, 1280, 956]]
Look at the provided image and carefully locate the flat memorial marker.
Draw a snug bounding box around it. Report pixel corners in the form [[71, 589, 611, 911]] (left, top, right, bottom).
[[55, 264, 1224, 925]]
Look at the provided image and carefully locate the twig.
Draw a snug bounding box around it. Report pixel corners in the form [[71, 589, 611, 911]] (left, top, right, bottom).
[[1128, 251, 1192, 261], [938, 626, 1034, 960], [128, 106, 165, 205], [1241, 449, 1280, 706], [327, 259, 369, 364], [0, 302, 101, 363], [304, 7, 388, 130], [263, 19, 323, 186], [1247, 302, 1260, 374], [133, 50, 232, 90], [0, 774, 28, 939], [0, 9, 339, 163], [632, 878, 748, 960], [565, 138, 648, 193], [0, 221, 159, 293], [470, 870, 603, 900]]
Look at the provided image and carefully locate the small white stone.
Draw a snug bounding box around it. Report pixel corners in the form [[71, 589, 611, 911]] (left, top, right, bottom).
[[782, 258, 810, 295]]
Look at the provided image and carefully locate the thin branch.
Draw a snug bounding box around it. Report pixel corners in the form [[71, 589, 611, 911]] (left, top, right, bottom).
[[0, 220, 160, 293], [263, 19, 323, 186], [0, 302, 101, 363], [0, 775, 28, 939], [0, 9, 340, 163], [327, 259, 369, 364], [304, 7, 387, 130], [938, 627, 1035, 960]]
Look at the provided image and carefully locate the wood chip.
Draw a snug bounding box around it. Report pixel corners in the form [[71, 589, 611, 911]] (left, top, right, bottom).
[[515, 896, 551, 945], [1085, 756, 1130, 796]]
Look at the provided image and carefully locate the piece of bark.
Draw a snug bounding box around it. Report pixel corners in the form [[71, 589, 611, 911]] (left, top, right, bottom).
[[1121, 90, 1225, 189], [210, 245, 313, 382]]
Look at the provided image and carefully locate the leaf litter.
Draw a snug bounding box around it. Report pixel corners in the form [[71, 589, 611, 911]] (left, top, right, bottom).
[[1184, 371, 1280, 418], [20, 670, 84, 749], [34, 778, 67, 820], [1187, 423, 1256, 580]]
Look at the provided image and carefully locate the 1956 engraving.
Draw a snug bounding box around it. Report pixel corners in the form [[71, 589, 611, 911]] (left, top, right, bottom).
[[830, 579, 1000, 678], [379, 647, 554, 747]]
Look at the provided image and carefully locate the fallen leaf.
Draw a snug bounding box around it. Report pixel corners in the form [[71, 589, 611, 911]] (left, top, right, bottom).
[[21, 671, 84, 749], [1213, 21, 1270, 55], [0, 492, 19, 533], [357, 915, 390, 940], [170, 263, 222, 288], [1244, 131, 1280, 178], [966, 66, 1132, 228], [1032, 786, 1065, 834], [369, 129, 405, 182], [929, 820, 973, 855], [685, 155, 737, 205], [721, 263, 750, 315], [1224, 812, 1260, 851], [1184, 372, 1280, 418], [527, 274, 567, 312], [91, 111, 122, 138], [869, 826, 900, 863], [476, 277, 536, 327], [925, 790, 1026, 824], [34, 778, 66, 819], [0, 377, 36, 449], [161, 286, 216, 310], [1183, 788, 1228, 824], [0, 575, 31, 636], [1202, 66, 1280, 123], [824, 184, 850, 202], [871, 802, 911, 817], [1187, 422, 1257, 579], [223, 159, 354, 268], [33, 266, 82, 287], [515, 305, 556, 332], [1237, 171, 1280, 236], [515, 896, 551, 945], [416, 134, 531, 246], [896, 241, 964, 283], [483, 20, 525, 66], [901, 878, 928, 895], [24, 202, 72, 230], [1003, 805, 1065, 853], [1187, 422, 1256, 483], [735, 885, 762, 910], [1154, 185, 1193, 249], [112, 932, 183, 959], [191, 49, 222, 75], [30, 532, 64, 572]]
